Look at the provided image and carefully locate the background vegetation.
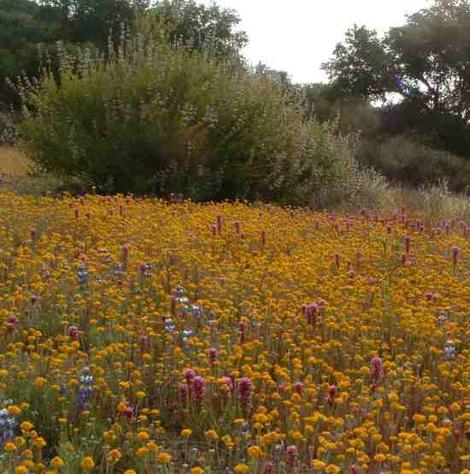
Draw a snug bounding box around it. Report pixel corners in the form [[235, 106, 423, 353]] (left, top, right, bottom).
[[0, 0, 469, 208]]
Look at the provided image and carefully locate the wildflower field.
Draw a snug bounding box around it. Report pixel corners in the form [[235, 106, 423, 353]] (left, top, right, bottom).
[[0, 192, 468, 474]]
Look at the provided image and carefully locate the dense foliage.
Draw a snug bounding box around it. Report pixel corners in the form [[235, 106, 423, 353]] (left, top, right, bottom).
[[2, 0, 470, 198], [0, 0, 244, 106], [323, 0, 470, 163], [17, 19, 372, 206], [302, 85, 470, 192]]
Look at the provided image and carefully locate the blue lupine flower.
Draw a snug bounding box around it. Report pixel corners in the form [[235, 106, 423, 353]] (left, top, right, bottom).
[[444, 340, 457, 359], [77, 264, 89, 285], [0, 407, 18, 444], [77, 367, 94, 411], [164, 317, 176, 333]]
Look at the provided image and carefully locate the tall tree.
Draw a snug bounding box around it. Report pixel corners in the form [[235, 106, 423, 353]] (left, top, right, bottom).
[[39, 0, 149, 47], [0, 0, 60, 105], [323, 0, 470, 157], [151, 0, 247, 57]]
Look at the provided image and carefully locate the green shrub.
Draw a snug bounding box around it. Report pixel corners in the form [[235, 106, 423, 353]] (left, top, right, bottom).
[[16, 21, 361, 207], [360, 135, 470, 192]]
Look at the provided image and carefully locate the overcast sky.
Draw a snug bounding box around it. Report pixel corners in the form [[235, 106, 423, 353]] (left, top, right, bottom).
[[201, 0, 430, 83]]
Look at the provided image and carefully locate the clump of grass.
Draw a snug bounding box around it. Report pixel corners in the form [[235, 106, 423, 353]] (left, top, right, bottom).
[[0, 146, 29, 177], [382, 180, 470, 222], [0, 146, 85, 196]]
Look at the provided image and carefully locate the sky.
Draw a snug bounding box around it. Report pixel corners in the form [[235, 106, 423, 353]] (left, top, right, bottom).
[[201, 0, 430, 84]]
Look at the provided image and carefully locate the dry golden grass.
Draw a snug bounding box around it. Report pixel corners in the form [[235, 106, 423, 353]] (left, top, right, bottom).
[[0, 146, 29, 176]]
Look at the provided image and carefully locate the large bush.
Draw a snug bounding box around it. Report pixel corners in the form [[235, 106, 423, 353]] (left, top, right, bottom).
[[360, 135, 470, 192], [16, 20, 362, 206]]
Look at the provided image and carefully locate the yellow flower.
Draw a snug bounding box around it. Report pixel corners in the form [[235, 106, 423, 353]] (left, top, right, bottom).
[[108, 449, 122, 463], [156, 452, 171, 464], [234, 464, 250, 474], [4, 441, 17, 452], [124, 470, 137, 474], [325, 465, 341, 474], [34, 377, 47, 389], [33, 437, 47, 448], [137, 431, 149, 442], [81, 457, 95, 470], [205, 430, 219, 441], [191, 468, 204, 474], [136, 447, 149, 457], [14, 467, 28, 474], [146, 441, 159, 452], [374, 453, 386, 463], [247, 445, 262, 457], [50, 457, 65, 468], [21, 449, 33, 459], [311, 460, 326, 471], [181, 429, 192, 438], [7, 405, 22, 416], [20, 421, 33, 432]]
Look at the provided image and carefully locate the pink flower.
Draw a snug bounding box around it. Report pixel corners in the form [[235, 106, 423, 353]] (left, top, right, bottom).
[[184, 368, 196, 384], [370, 356, 384, 385], [426, 291, 436, 302], [192, 376, 206, 406], [334, 253, 340, 268], [239, 321, 248, 343], [264, 462, 274, 473], [121, 244, 130, 269], [68, 325, 80, 341], [221, 376, 234, 395], [293, 382, 304, 395], [327, 384, 337, 405], [179, 382, 189, 403], [452, 246, 460, 266], [124, 405, 134, 419], [6, 315, 19, 332], [238, 377, 253, 413], [404, 236, 411, 254], [208, 347, 218, 365], [140, 334, 149, 352], [286, 445, 297, 465], [302, 304, 318, 325]]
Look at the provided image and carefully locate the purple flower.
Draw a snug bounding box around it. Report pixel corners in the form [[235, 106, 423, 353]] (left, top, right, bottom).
[[238, 377, 253, 413], [179, 382, 189, 404], [192, 376, 206, 406], [370, 356, 384, 385], [184, 368, 195, 384], [208, 348, 218, 365], [293, 381, 304, 395], [286, 445, 297, 465], [77, 367, 94, 411]]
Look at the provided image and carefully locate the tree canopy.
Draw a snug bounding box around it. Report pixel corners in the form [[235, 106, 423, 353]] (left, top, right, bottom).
[[323, 0, 470, 158], [0, 0, 246, 106]]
